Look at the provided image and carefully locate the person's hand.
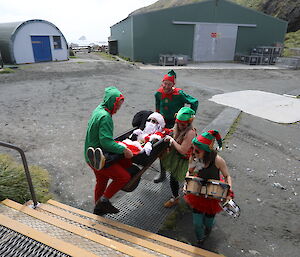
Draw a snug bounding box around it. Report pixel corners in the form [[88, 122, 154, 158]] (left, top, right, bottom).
[[123, 148, 133, 159], [143, 142, 152, 156], [227, 189, 234, 201], [217, 146, 223, 151], [164, 135, 175, 146], [132, 129, 143, 136]]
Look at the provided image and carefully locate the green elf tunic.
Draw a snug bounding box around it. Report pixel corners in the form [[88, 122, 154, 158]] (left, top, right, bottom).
[[161, 107, 196, 182], [155, 87, 198, 127], [84, 87, 125, 165], [161, 146, 191, 182]]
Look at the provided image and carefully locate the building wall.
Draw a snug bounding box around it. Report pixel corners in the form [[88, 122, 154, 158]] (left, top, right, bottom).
[[112, 0, 287, 63], [132, 1, 215, 63], [13, 21, 68, 64], [214, 1, 287, 55], [110, 17, 134, 60]]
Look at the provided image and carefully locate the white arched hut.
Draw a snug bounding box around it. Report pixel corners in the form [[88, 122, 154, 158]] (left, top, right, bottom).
[[0, 19, 68, 64]]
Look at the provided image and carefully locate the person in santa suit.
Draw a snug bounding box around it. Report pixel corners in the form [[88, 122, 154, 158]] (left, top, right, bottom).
[[154, 70, 199, 183], [184, 130, 234, 245], [84, 86, 133, 216], [123, 112, 171, 156]]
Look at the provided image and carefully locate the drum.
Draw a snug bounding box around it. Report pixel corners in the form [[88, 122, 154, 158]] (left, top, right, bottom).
[[183, 176, 205, 195], [204, 179, 230, 200]]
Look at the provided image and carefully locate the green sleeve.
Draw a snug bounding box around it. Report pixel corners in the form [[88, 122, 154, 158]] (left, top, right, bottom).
[[180, 91, 199, 113], [155, 91, 161, 112], [99, 115, 125, 154]]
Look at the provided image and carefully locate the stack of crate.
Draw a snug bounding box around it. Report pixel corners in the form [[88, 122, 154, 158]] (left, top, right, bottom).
[[159, 54, 188, 66], [238, 46, 282, 65], [251, 46, 282, 65], [159, 54, 176, 66]]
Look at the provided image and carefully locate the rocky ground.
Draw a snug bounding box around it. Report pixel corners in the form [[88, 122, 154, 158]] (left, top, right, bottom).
[[0, 52, 299, 256]]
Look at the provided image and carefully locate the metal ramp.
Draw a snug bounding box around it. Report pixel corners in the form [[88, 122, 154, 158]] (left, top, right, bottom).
[[106, 175, 176, 233], [0, 199, 222, 257]]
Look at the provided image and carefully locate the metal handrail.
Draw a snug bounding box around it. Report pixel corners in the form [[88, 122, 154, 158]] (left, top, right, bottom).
[[0, 141, 38, 208]]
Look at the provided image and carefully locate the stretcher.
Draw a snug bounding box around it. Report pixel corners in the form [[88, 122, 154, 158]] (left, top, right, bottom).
[[106, 127, 169, 192]]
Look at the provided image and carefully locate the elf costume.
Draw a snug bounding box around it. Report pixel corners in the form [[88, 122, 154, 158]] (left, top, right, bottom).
[[184, 130, 226, 242], [161, 107, 197, 208], [161, 107, 196, 182], [84, 86, 131, 205], [155, 70, 199, 128], [84, 86, 126, 161]]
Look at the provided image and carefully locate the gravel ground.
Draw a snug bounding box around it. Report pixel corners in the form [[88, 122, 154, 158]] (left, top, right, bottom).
[[0, 52, 299, 257]]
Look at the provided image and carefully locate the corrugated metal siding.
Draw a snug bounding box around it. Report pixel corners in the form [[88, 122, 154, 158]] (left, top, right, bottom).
[[111, 0, 288, 64], [214, 0, 287, 56], [110, 17, 134, 60], [132, 10, 195, 63], [0, 21, 23, 63], [132, 1, 215, 63]]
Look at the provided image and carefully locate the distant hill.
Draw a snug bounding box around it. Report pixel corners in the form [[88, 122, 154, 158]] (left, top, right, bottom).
[[130, 0, 300, 32]]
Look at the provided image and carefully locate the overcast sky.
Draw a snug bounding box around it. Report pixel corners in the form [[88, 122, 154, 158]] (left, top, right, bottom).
[[0, 0, 157, 44]]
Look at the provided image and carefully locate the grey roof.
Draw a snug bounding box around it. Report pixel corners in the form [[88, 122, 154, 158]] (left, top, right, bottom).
[[0, 21, 23, 63]]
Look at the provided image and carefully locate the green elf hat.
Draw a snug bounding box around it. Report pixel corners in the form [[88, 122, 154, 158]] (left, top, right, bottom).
[[175, 107, 195, 123], [162, 70, 177, 84], [192, 130, 222, 152]]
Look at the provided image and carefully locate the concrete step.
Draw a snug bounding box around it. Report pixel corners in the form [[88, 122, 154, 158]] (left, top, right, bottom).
[[0, 199, 222, 257]]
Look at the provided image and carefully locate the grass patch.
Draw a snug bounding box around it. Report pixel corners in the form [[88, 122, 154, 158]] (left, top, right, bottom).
[[224, 112, 242, 142], [69, 56, 78, 59], [0, 68, 15, 74], [283, 30, 300, 57], [0, 154, 52, 204], [119, 56, 131, 62], [96, 52, 117, 61]]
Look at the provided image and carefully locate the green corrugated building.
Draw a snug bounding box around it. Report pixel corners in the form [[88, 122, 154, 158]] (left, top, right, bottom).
[[109, 0, 287, 64]]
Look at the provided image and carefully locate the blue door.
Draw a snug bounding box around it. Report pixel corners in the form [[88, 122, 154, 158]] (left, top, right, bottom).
[[31, 36, 52, 62]]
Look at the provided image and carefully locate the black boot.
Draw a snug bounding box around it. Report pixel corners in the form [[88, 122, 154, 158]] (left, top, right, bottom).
[[93, 200, 119, 215], [154, 161, 166, 183], [154, 170, 166, 183]]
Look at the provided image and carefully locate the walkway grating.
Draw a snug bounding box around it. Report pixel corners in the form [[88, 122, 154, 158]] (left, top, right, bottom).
[[106, 176, 174, 233]]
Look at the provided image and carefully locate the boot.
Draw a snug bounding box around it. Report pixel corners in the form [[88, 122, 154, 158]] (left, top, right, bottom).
[[164, 196, 179, 208], [154, 161, 166, 183], [154, 170, 166, 183], [94, 148, 105, 170], [205, 227, 212, 237], [87, 147, 95, 168], [93, 200, 119, 215]]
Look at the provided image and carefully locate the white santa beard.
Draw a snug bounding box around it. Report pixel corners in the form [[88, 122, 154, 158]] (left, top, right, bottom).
[[143, 122, 159, 135]]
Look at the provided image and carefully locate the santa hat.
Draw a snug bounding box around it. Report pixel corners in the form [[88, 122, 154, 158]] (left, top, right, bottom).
[[162, 70, 176, 84], [148, 112, 166, 128], [192, 130, 222, 152], [175, 107, 195, 123]]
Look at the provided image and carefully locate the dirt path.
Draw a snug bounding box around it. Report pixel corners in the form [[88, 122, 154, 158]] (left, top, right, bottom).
[[0, 53, 299, 256]]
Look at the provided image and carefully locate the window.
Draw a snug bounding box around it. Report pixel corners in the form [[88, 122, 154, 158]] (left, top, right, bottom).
[[53, 36, 62, 49]]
